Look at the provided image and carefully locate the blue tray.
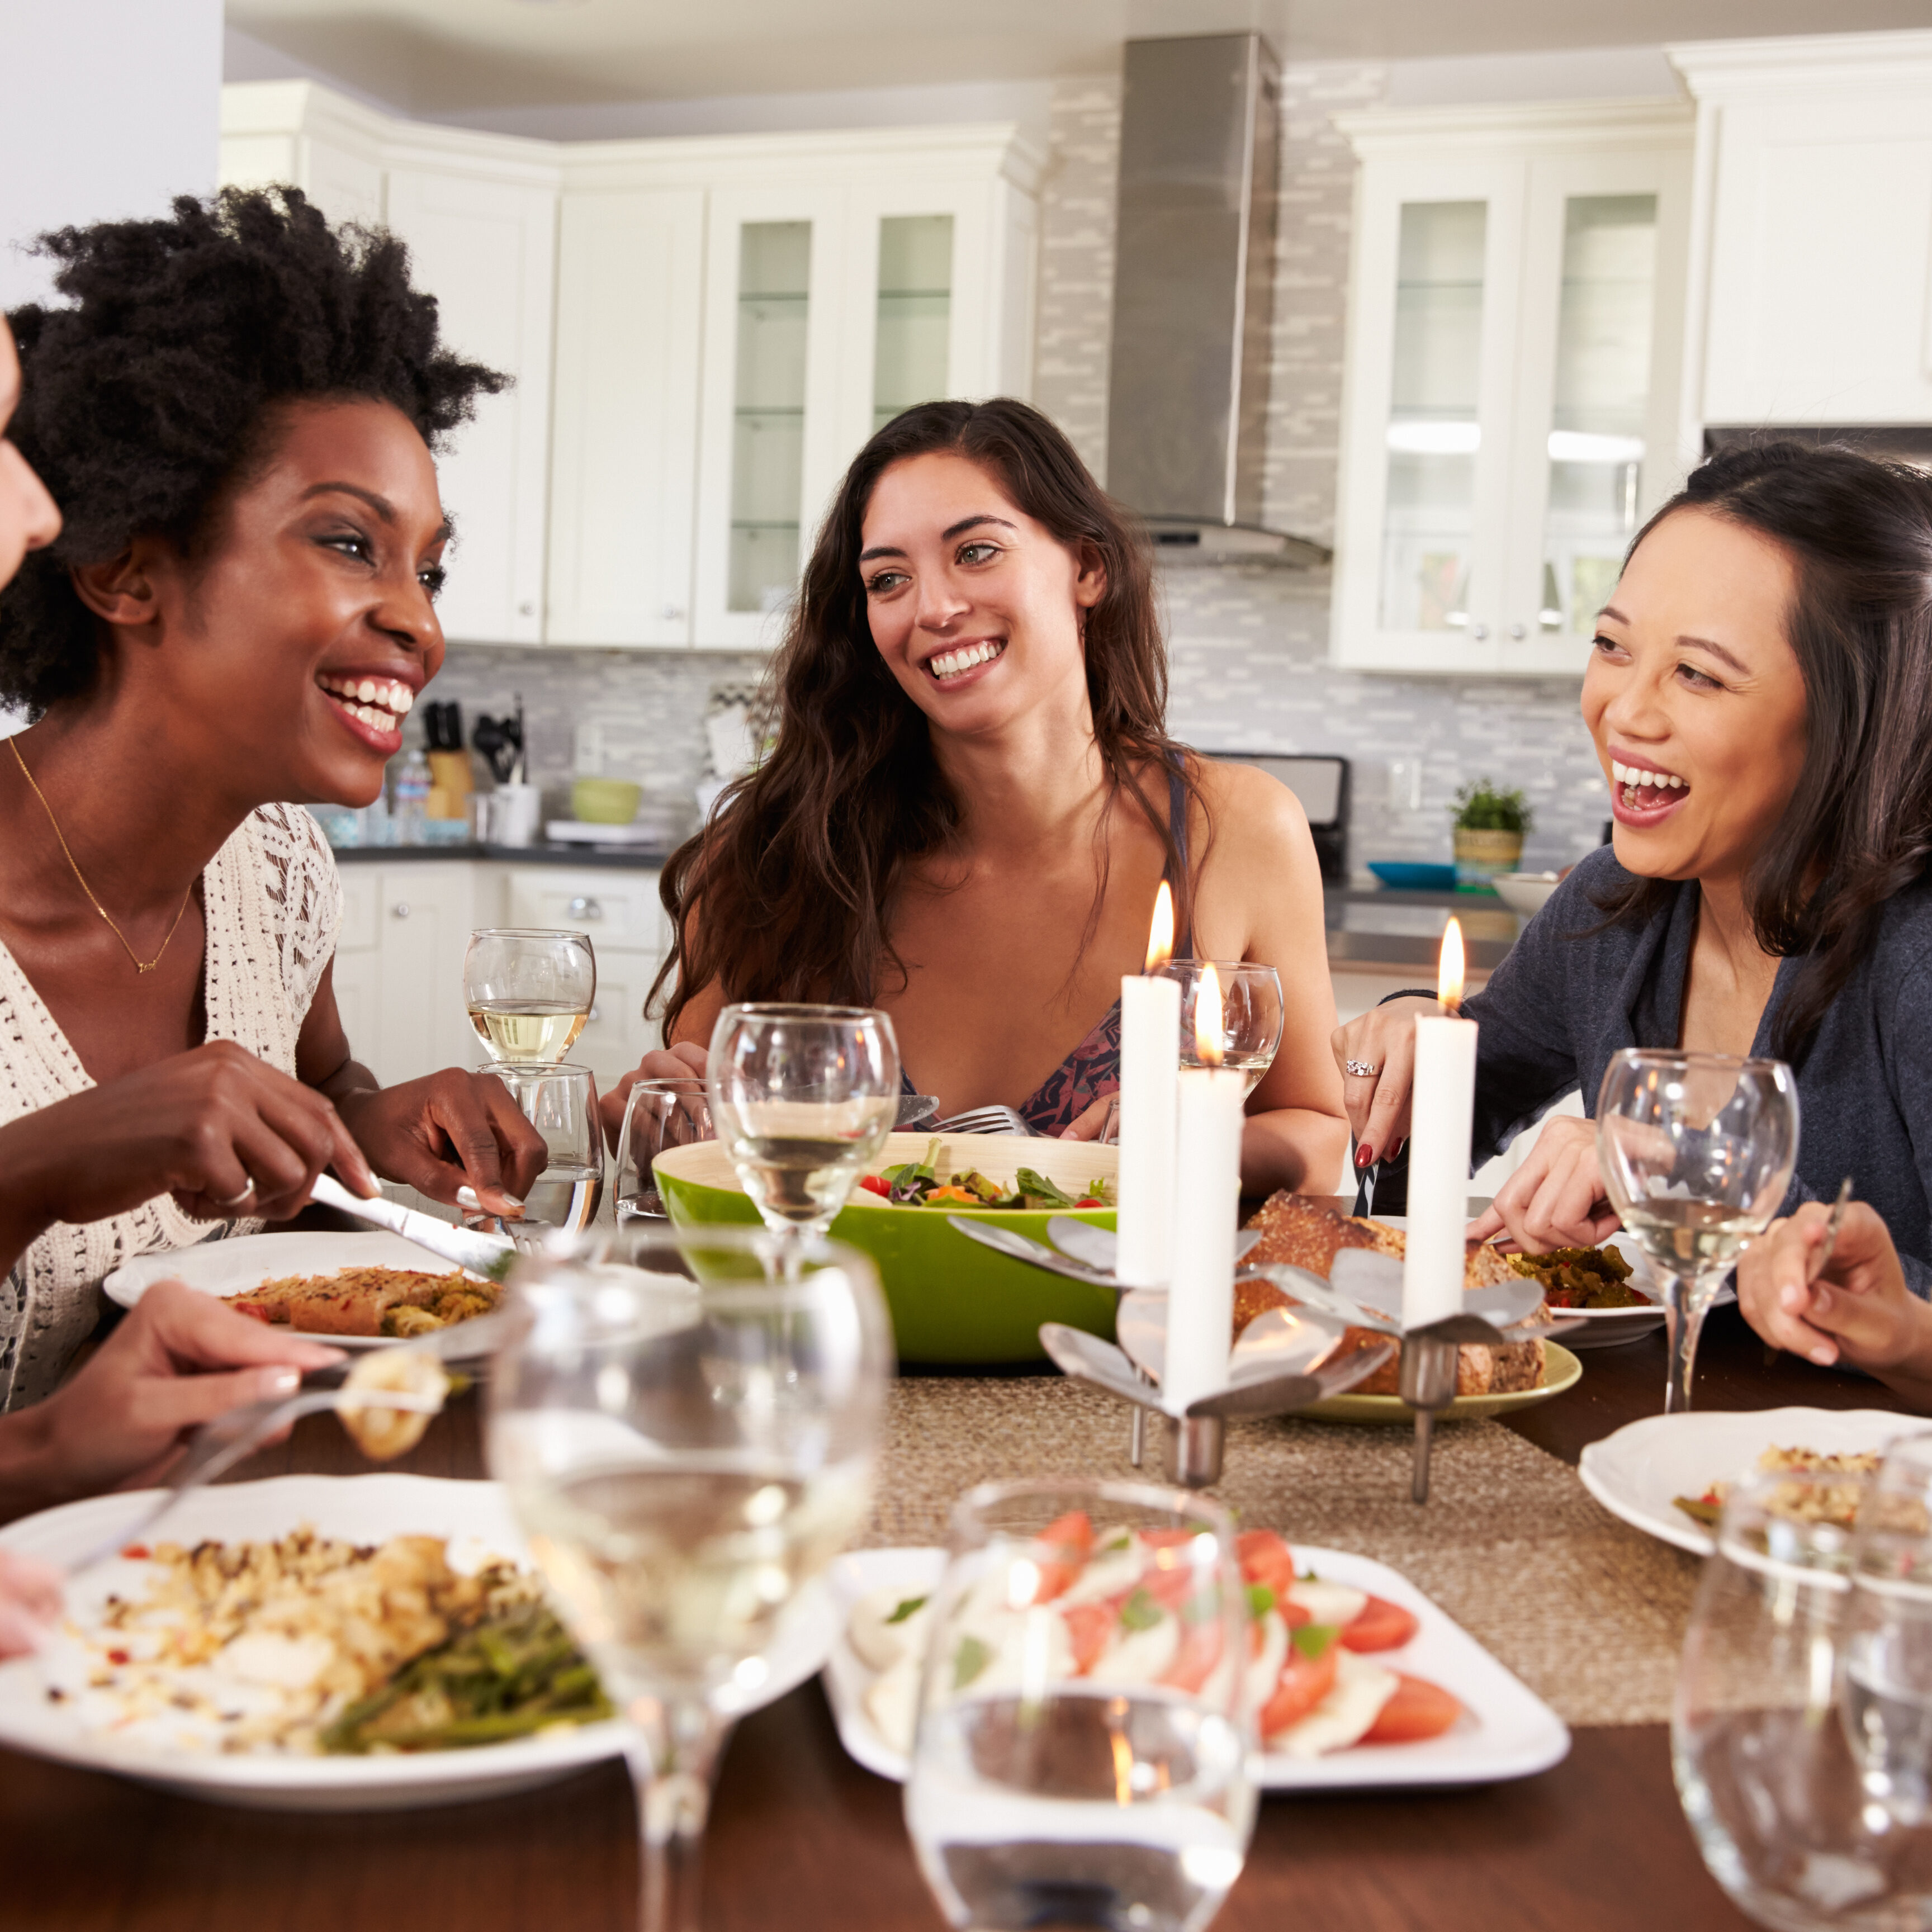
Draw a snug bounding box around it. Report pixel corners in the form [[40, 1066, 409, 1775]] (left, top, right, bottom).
[[1367, 861, 1459, 892]]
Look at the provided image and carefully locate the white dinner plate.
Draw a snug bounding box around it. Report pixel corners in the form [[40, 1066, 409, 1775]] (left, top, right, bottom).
[[1578, 1407, 1928, 1556], [0, 1474, 832, 1811], [821, 1545, 1569, 1791], [105, 1231, 495, 1352]]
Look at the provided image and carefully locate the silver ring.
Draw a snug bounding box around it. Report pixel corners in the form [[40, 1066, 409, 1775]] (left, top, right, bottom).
[[216, 1182, 257, 1208], [1344, 1060, 1381, 1078]]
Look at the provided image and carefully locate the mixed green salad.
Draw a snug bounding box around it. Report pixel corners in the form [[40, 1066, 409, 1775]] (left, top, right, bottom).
[[856, 1139, 1114, 1211]]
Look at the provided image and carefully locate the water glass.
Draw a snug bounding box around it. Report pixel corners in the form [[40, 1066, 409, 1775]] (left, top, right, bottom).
[[1157, 960, 1284, 1095], [706, 1003, 899, 1239], [615, 1078, 716, 1221], [1595, 1048, 1800, 1413], [1672, 1464, 1932, 1930], [477, 1062, 605, 1232], [488, 1223, 892, 1932], [465, 927, 598, 1064], [905, 1478, 1256, 1932]]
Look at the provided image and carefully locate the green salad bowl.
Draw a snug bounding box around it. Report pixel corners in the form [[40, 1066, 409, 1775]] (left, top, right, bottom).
[[654, 1131, 1119, 1365]]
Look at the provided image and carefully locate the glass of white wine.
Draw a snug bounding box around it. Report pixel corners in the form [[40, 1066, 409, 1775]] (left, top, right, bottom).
[[487, 1223, 892, 1932], [1158, 960, 1284, 1094], [1595, 1048, 1800, 1414], [477, 1063, 605, 1232], [465, 927, 598, 1063], [706, 1003, 899, 1242]]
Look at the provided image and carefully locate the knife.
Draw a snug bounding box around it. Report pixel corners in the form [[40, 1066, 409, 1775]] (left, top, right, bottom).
[[310, 1173, 519, 1280]]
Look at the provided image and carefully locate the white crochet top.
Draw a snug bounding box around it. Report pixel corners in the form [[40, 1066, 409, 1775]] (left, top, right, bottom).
[[0, 804, 342, 1410]]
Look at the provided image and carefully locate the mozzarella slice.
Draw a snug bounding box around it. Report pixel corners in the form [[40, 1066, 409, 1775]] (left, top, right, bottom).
[[1057, 1546, 1144, 1606], [847, 1585, 932, 1672], [1271, 1649, 1399, 1760], [1289, 1579, 1368, 1630], [863, 1655, 921, 1756], [1089, 1611, 1180, 1688], [1243, 1611, 1289, 1713]]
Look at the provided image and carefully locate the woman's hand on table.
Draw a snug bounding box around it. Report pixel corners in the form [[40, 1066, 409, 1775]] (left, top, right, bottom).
[[598, 1042, 708, 1151], [0, 1043, 377, 1269], [1737, 1201, 1932, 1401], [0, 1281, 345, 1521], [333, 1071, 547, 1218], [1466, 1114, 1620, 1253], [1331, 998, 1436, 1169], [1059, 1093, 1119, 1143], [0, 1551, 61, 1658]]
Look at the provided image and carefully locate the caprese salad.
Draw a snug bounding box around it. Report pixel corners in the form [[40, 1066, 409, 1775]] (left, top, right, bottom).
[[844, 1513, 1464, 1761]]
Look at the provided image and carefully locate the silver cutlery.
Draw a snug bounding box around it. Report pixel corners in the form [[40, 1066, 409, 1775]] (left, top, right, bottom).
[[310, 1172, 523, 1277], [929, 1104, 1038, 1137], [897, 1094, 941, 1128]]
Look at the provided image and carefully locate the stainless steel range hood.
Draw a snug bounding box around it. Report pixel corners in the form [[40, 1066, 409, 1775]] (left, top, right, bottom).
[[1106, 33, 1328, 568]]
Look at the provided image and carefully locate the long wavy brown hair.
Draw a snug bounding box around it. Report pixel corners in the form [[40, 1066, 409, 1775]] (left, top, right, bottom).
[[1590, 441, 1932, 1059], [652, 398, 1202, 1040]]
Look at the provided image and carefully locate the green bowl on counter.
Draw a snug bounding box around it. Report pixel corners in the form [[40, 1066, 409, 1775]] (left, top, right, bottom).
[[654, 1131, 1119, 1365]]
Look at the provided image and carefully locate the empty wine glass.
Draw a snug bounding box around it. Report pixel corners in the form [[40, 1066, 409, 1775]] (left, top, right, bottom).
[[706, 1003, 899, 1241], [1158, 960, 1284, 1095], [475, 1063, 604, 1232], [905, 1478, 1256, 1932], [615, 1078, 716, 1222], [1595, 1049, 1800, 1414], [488, 1223, 892, 1932], [465, 928, 598, 1064]]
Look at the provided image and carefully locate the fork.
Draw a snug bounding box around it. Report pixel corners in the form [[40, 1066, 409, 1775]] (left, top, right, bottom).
[[930, 1103, 1038, 1137], [65, 1388, 448, 1575]]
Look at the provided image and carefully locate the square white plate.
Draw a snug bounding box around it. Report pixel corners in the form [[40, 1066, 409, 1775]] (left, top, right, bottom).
[[105, 1230, 494, 1351], [821, 1543, 1569, 1791], [1578, 1406, 1928, 1555], [0, 1474, 831, 1810]]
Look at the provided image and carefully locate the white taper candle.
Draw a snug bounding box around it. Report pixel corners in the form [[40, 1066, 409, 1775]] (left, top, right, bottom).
[[1116, 884, 1180, 1290], [1402, 918, 1476, 1329]]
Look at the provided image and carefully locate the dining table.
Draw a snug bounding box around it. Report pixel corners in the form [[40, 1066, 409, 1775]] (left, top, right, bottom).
[[2, 1215, 1919, 1932]]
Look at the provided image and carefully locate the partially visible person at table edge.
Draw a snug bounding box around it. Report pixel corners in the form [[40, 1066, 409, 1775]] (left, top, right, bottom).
[[607, 399, 1347, 1195], [1335, 442, 1932, 1313], [0, 187, 548, 1421]]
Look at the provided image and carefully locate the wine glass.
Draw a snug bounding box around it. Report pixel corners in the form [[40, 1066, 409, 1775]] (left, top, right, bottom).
[[465, 928, 598, 1064], [487, 1223, 892, 1932], [475, 1063, 605, 1232], [1158, 960, 1284, 1094], [905, 1478, 1256, 1932], [705, 1003, 899, 1240], [615, 1078, 716, 1222], [1673, 1466, 1898, 1930], [1594, 1049, 1799, 1414]]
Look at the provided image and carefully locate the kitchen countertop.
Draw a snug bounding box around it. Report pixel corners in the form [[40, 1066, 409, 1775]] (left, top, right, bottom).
[[330, 839, 677, 869]]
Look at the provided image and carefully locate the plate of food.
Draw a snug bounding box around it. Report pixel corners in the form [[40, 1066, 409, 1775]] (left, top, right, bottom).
[[1235, 1195, 1581, 1420], [1501, 1242, 1668, 1347], [820, 1529, 1569, 1789], [105, 1232, 503, 1351], [1578, 1407, 1921, 1555], [0, 1472, 833, 1810], [656, 1133, 1119, 1365]]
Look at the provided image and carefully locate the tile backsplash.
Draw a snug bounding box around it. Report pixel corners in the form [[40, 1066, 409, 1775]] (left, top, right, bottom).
[[420, 58, 1612, 878]]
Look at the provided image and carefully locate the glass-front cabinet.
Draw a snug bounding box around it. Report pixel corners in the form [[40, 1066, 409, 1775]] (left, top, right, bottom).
[[1332, 103, 1692, 675]]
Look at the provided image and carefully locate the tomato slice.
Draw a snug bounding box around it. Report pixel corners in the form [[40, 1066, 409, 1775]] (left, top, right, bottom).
[[1139, 1528, 1199, 1549], [1258, 1642, 1339, 1737], [1235, 1530, 1299, 1609], [1029, 1510, 1095, 1602], [1360, 1675, 1462, 1744], [857, 1174, 890, 1197], [1339, 1595, 1419, 1654], [1159, 1617, 1225, 1693], [1063, 1601, 1114, 1675]]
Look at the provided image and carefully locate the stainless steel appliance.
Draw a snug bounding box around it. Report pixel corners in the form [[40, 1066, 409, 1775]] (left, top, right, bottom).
[[1204, 752, 1349, 882]]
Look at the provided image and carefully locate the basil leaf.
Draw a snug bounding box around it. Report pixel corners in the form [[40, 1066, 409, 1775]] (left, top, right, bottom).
[[1014, 1168, 1077, 1209], [1247, 1583, 1276, 1619], [953, 1633, 993, 1690], [1291, 1623, 1339, 1660], [1118, 1588, 1163, 1633], [886, 1595, 929, 1625]]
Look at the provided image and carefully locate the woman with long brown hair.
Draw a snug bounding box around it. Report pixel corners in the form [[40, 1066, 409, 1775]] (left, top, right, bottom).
[[614, 399, 1347, 1194]]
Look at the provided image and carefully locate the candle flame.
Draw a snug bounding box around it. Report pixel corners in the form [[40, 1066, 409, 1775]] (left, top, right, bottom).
[[1145, 880, 1175, 974], [1195, 961, 1225, 1067], [1437, 917, 1466, 1014]]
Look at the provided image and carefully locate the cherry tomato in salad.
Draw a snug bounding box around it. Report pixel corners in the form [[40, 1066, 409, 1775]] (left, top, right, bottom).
[[1074, 1197, 1103, 1208], [1360, 1674, 1462, 1744], [1258, 1640, 1339, 1736], [857, 1174, 889, 1197], [1338, 1595, 1419, 1654]]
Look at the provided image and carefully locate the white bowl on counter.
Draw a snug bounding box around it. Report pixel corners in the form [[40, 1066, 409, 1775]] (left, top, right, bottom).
[[1491, 872, 1562, 917]]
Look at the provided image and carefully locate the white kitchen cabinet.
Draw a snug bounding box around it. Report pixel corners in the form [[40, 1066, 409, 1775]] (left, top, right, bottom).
[[1331, 101, 1692, 676], [219, 82, 383, 227], [1671, 32, 1932, 427]]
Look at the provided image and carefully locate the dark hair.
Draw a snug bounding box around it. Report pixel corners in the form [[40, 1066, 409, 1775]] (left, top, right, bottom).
[[1, 186, 504, 713], [1596, 441, 1932, 1057], [654, 397, 1201, 1038]]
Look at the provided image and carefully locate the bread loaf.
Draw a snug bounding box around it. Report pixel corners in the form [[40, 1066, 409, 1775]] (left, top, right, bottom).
[[1238, 1192, 1543, 1399]]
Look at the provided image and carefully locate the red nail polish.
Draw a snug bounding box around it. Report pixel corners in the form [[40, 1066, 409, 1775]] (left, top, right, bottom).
[[1355, 1144, 1375, 1171], [1390, 1139, 1406, 1162]]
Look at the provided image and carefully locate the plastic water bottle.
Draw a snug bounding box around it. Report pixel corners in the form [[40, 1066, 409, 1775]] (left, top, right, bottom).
[[392, 748, 432, 846]]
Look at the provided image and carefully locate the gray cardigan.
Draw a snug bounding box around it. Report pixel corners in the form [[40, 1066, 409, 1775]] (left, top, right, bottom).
[[1462, 846, 1932, 1297]]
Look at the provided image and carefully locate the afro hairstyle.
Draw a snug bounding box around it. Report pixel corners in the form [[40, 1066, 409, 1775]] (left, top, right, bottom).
[[0, 185, 505, 714]]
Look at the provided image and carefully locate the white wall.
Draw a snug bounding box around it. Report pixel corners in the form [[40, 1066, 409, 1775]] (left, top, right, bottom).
[[1, 0, 223, 310]]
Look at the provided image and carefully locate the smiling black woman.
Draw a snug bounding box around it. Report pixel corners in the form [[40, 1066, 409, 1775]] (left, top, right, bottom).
[[0, 188, 545, 1408]]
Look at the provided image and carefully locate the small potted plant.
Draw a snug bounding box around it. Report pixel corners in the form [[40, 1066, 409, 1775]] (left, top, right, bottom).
[[1450, 779, 1533, 886]]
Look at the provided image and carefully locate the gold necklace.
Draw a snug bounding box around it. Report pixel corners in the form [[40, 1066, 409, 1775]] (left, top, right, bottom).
[[9, 737, 195, 975]]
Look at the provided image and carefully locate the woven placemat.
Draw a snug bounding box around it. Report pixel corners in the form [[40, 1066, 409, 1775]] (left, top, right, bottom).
[[864, 1376, 1700, 1729]]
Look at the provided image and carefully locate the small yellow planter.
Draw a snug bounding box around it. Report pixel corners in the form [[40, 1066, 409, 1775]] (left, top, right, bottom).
[[1453, 827, 1524, 886]]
